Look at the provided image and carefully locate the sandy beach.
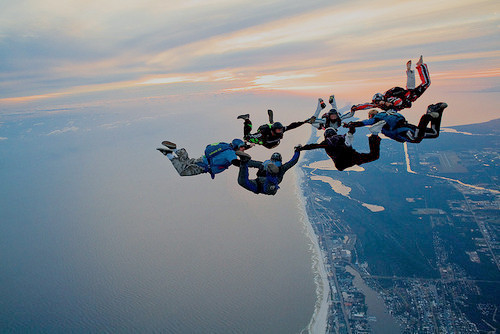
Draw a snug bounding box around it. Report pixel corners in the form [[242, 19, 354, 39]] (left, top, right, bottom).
[[293, 166, 330, 334]]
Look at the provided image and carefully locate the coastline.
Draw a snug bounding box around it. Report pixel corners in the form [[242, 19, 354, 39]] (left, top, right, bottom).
[[294, 165, 330, 334]]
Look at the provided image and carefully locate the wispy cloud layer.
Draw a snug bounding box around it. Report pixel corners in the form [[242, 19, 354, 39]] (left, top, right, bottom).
[[1, 0, 498, 108], [47, 126, 79, 136]]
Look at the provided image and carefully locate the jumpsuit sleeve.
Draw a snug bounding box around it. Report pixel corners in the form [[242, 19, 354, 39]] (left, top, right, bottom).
[[247, 160, 263, 168], [311, 114, 327, 129], [347, 118, 375, 128], [283, 121, 306, 132], [351, 103, 376, 112], [362, 118, 377, 126], [340, 110, 355, 120], [300, 141, 328, 151], [281, 150, 301, 172], [232, 159, 262, 167]]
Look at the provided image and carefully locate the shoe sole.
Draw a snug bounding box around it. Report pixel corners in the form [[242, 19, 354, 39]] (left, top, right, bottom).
[[428, 103, 448, 118], [162, 141, 177, 149], [157, 148, 173, 155]]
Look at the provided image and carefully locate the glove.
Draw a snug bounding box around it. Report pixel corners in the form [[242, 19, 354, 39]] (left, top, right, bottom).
[[343, 122, 352, 128], [348, 125, 356, 134], [305, 116, 316, 124], [294, 144, 303, 151]]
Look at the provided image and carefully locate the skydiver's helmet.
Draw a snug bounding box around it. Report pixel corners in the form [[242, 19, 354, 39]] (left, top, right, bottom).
[[324, 127, 337, 138], [231, 138, 246, 150], [327, 109, 339, 118], [327, 109, 341, 127], [372, 93, 384, 103], [271, 122, 284, 134], [270, 152, 282, 162]]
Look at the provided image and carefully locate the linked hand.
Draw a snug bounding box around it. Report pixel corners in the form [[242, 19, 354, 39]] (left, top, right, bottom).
[[294, 144, 303, 151], [305, 116, 316, 124]]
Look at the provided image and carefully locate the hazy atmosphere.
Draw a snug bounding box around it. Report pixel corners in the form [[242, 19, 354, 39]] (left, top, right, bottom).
[[1, 0, 499, 332]]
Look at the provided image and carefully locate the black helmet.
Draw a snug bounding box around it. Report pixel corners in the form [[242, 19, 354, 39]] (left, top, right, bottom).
[[270, 152, 282, 162], [327, 108, 339, 117], [271, 122, 284, 132], [324, 127, 337, 138]]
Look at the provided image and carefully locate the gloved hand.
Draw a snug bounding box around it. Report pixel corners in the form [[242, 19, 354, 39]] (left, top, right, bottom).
[[343, 122, 352, 128], [294, 144, 303, 151], [235, 151, 251, 162], [305, 116, 316, 124]]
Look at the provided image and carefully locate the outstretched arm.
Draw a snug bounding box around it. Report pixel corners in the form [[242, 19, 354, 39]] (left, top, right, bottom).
[[231, 159, 263, 167], [284, 120, 307, 132], [299, 141, 328, 151], [340, 110, 355, 121], [345, 118, 376, 128], [351, 103, 376, 112], [247, 159, 263, 168], [281, 150, 301, 172]]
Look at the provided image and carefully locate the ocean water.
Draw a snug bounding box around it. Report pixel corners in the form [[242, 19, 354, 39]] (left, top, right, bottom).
[[0, 101, 318, 333]]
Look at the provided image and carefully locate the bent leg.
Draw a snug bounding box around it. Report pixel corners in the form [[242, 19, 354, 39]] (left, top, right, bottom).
[[423, 113, 443, 139], [409, 63, 431, 102], [416, 62, 431, 87], [170, 149, 206, 176], [416, 104, 445, 140], [243, 119, 253, 137], [415, 114, 432, 141], [354, 135, 381, 165], [406, 64, 416, 89], [238, 163, 260, 193]]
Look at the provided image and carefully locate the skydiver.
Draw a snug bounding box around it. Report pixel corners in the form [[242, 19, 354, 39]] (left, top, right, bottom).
[[308, 94, 355, 131], [236, 147, 302, 195], [351, 56, 431, 113], [296, 124, 384, 171], [345, 102, 448, 143], [157, 139, 249, 178], [236, 109, 314, 149]]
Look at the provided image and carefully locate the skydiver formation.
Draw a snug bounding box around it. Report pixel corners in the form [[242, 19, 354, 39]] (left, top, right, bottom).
[[158, 56, 448, 195]]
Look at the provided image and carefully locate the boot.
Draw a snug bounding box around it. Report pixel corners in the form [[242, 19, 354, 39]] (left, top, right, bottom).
[[416, 55, 423, 67], [162, 140, 177, 149], [427, 102, 448, 118], [157, 148, 173, 156], [267, 109, 274, 124], [237, 114, 250, 120]]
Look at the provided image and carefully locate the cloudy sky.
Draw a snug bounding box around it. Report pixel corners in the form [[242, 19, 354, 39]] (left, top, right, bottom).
[[1, 0, 499, 125]]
